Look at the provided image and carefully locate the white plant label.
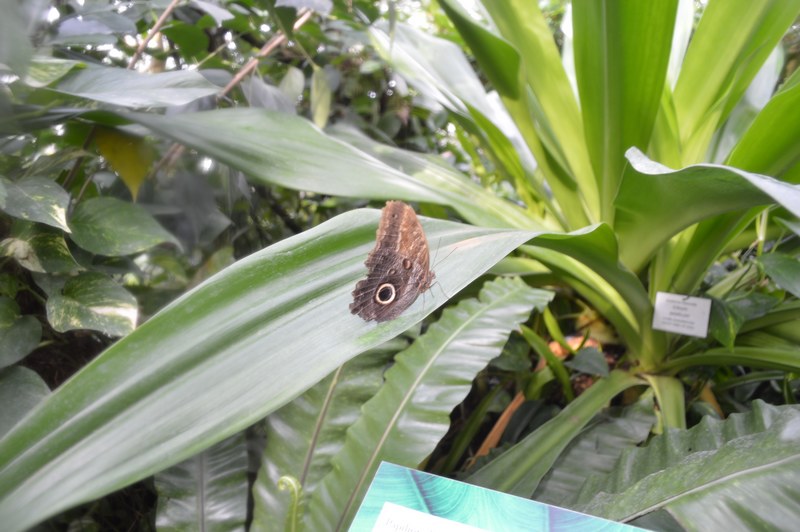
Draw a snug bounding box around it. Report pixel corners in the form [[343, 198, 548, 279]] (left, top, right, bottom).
[[372, 502, 489, 532], [652, 292, 711, 338]]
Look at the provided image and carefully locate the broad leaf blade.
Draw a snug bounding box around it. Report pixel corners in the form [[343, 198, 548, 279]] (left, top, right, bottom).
[[2, 222, 81, 274], [673, 0, 800, 163], [330, 125, 541, 230], [0, 210, 537, 532], [478, 0, 598, 222], [53, 65, 219, 107], [308, 277, 553, 530], [573, 0, 676, 221], [759, 253, 800, 299], [0, 296, 42, 368], [573, 401, 800, 530], [615, 149, 800, 272], [128, 109, 533, 230], [728, 69, 800, 178]]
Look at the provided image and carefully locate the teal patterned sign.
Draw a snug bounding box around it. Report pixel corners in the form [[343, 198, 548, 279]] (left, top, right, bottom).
[[350, 462, 645, 531]]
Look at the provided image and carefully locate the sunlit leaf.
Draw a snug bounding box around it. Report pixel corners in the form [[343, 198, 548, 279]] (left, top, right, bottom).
[[54, 65, 219, 108], [615, 148, 800, 272], [0, 177, 70, 232], [0, 0, 33, 75], [128, 109, 539, 230], [1, 222, 81, 274], [310, 65, 331, 129], [0, 210, 538, 531], [24, 56, 83, 88], [190, 0, 235, 24], [275, 0, 331, 15], [45, 272, 137, 336]]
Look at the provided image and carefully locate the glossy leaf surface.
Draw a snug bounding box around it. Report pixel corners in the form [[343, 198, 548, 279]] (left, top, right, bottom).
[[0, 209, 538, 531]]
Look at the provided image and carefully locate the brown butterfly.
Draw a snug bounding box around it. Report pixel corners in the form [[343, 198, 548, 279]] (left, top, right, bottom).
[[350, 201, 435, 322]]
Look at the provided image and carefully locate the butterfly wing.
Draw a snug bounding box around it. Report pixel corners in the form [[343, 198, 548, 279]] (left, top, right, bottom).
[[350, 201, 434, 322]]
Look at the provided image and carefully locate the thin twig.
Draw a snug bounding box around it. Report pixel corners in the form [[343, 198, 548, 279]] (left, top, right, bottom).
[[154, 7, 314, 175], [128, 0, 184, 70], [217, 7, 313, 99]]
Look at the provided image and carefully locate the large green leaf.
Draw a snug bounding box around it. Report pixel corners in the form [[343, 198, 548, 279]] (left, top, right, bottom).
[[127, 109, 534, 230], [52, 65, 220, 108], [672, 0, 800, 164], [573, 401, 800, 529], [615, 149, 800, 272], [572, 0, 676, 221], [0, 209, 537, 532], [533, 394, 656, 508], [368, 23, 553, 225], [466, 370, 645, 497], [417, 4, 519, 100], [24, 56, 83, 88], [307, 277, 553, 530], [759, 252, 800, 299], [477, 0, 598, 224], [663, 346, 800, 374], [251, 339, 402, 531], [154, 432, 248, 531], [329, 125, 543, 230], [516, 224, 659, 365]]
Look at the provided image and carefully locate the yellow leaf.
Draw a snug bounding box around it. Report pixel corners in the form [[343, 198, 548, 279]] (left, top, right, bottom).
[[95, 127, 153, 200]]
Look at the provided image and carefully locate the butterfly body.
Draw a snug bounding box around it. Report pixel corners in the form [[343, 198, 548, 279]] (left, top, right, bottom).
[[350, 201, 434, 322]]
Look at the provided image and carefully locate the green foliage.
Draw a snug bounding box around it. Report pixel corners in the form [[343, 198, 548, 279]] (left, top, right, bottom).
[[155, 432, 249, 531], [575, 401, 800, 530], [1, 0, 800, 530]]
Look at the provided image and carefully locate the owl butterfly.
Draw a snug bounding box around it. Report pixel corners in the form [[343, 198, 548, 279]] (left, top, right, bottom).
[[350, 201, 435, 322]]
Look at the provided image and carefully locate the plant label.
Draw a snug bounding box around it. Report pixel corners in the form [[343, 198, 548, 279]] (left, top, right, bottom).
[[652, 292, 711, 337]]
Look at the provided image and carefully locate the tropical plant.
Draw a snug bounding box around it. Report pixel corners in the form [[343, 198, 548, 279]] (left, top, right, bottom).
[[1, 0, 800, 531]]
